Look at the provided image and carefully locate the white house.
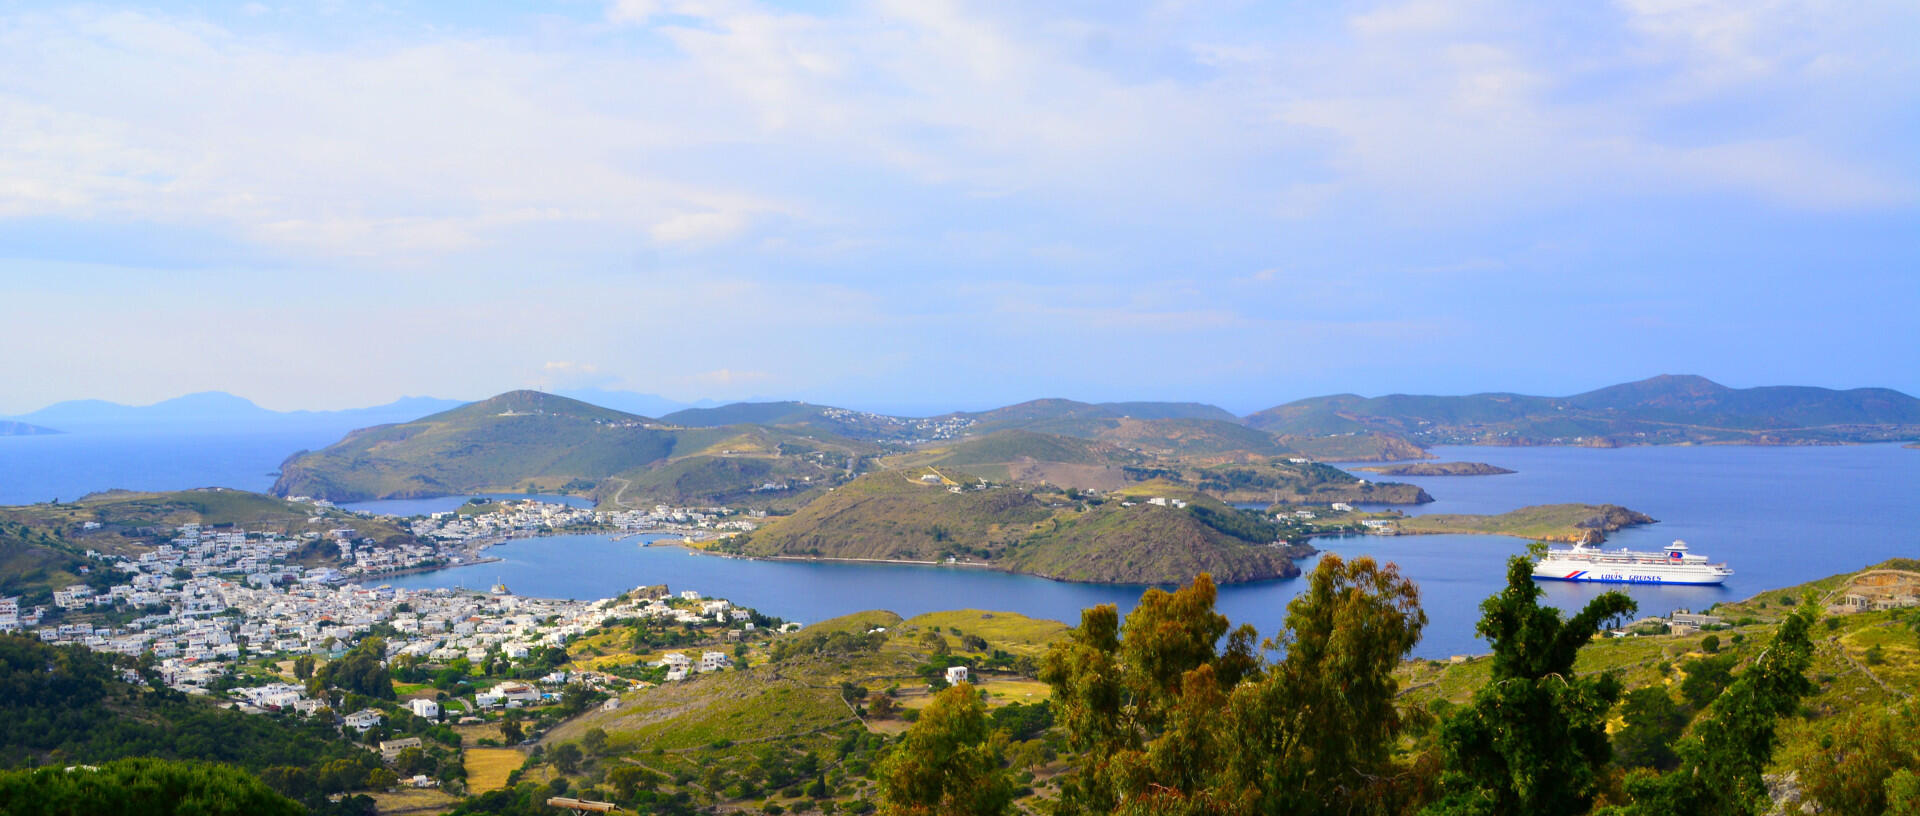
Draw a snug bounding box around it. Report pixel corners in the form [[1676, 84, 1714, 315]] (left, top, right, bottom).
[[343, 709, 384, 731], [945, 666, 970, 686], [699, 651, 731, 672], [408, 698, 441, 719], [490, 682, 539, 704], [661, 653, 693, 671], [379, 737, 423, 761]]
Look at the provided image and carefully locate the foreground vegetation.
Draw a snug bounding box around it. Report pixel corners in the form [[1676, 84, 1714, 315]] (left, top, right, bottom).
[[10, 543, 1917, 816]]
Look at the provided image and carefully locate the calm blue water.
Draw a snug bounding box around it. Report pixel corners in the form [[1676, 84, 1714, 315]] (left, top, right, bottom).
[[341, 494, 594, 516], [6, 428, 1914, 658], [0, 428, 341, 505], [362, 444, 1920, 658]]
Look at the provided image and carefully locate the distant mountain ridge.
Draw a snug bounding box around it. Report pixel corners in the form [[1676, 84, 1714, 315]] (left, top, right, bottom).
[[1244, 375, 1920, 446], [6, 391, 465, 431]]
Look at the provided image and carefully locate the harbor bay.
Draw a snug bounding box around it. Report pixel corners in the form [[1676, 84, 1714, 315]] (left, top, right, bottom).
[[366, 443, 1920, 658]]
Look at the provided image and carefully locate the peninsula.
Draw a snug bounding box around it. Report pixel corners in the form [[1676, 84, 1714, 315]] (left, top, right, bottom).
[[716, 472, 1314, 585], [1353, 461, 1515, 476], [0, 420, 60, 436], [1391, 503, 1656, 543]]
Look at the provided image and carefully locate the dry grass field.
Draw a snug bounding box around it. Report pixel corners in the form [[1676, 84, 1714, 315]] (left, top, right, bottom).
[[463, 747, 524, 793], [369, 787, 459, 815]]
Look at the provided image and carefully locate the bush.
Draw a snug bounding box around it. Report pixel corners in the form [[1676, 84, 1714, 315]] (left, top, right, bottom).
[[1700, 635, 1720, 653]]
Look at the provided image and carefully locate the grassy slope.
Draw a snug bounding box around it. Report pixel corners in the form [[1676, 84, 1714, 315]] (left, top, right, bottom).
[[997, 501, 1304, 584], [0, 523, 94, 602], [734, 470, 1054, 562], [1273, 431, 1432, 462], [540, 609, 1067, 812], [1396, 503, 1655, 542], [1397, 559, 1920, 777]]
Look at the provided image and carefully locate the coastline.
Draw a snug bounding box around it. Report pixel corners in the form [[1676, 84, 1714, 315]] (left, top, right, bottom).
[[692, 540, 1315, 586]]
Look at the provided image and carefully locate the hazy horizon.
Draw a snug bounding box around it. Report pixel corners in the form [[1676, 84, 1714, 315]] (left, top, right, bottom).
[[6, 372, 1918, 422]]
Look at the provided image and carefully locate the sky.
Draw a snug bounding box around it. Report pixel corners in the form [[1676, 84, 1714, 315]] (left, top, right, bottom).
[[2, 0, 1917, 416]]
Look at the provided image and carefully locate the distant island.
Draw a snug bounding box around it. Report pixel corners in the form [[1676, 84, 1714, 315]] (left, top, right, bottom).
[[0, 420, 60, 436], [1244, 374, 1920, 448], [1353, 461, 1515, 476], [1392, 503, 1655, 543]]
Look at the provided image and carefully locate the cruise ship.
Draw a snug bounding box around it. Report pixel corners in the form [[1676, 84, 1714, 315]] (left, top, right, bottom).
[[1532, 540, 1733, 586]]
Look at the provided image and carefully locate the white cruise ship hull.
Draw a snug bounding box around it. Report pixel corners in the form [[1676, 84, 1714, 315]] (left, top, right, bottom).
[[1532, 557, 1729, 586]]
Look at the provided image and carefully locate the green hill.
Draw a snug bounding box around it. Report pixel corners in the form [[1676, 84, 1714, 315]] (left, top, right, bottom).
[[271, 391, 876, 502], [724, 470, 1310, 584], [1246, 375, 1920, 446]]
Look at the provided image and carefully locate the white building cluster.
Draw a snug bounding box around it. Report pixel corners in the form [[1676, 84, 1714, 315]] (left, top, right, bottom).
[[406, 500, 597, 542]]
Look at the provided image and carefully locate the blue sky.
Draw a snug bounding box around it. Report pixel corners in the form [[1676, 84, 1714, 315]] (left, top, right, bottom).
[[2, 0, 1916, 415]]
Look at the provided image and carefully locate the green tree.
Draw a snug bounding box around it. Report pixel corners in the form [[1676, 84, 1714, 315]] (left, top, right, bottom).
[[1612, 687, 1685, 770], [1700, 634, 1720, 653], [1040, 576, 1233, 815], [876, 683, 1014, 816], [1427, 547, 1636, 816], [1606, 603, 1818, 816], [551, 742, 583, 774], [1041, 560, 1427, 816], [0, 758, 305, 816], [1797, 700, 1920, 816], [500, 719, 524, 744], [1225, 554, 1428, 815], [1678, 653, 1737, 711], [292, 654, 315, 681], [311, 638, 394, 699]]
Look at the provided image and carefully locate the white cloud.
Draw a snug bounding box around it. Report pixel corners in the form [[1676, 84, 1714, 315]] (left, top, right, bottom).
[[650, 210, 752, 245], [0, 0, 1911, 272]]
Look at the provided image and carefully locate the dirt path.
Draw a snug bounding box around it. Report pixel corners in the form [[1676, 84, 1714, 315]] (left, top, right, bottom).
[[607, 476, 633, 510]]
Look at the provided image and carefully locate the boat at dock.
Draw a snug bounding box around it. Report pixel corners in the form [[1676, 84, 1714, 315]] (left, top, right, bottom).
[[1532, 540, 1732, 586]]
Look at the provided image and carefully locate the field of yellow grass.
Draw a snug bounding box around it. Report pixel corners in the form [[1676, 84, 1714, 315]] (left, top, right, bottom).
[[369, 787, 458, 815], [464, 748, 523, 793]]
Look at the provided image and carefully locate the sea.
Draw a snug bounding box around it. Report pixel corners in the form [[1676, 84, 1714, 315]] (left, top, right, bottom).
[[4, 428, 1915, 658]]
